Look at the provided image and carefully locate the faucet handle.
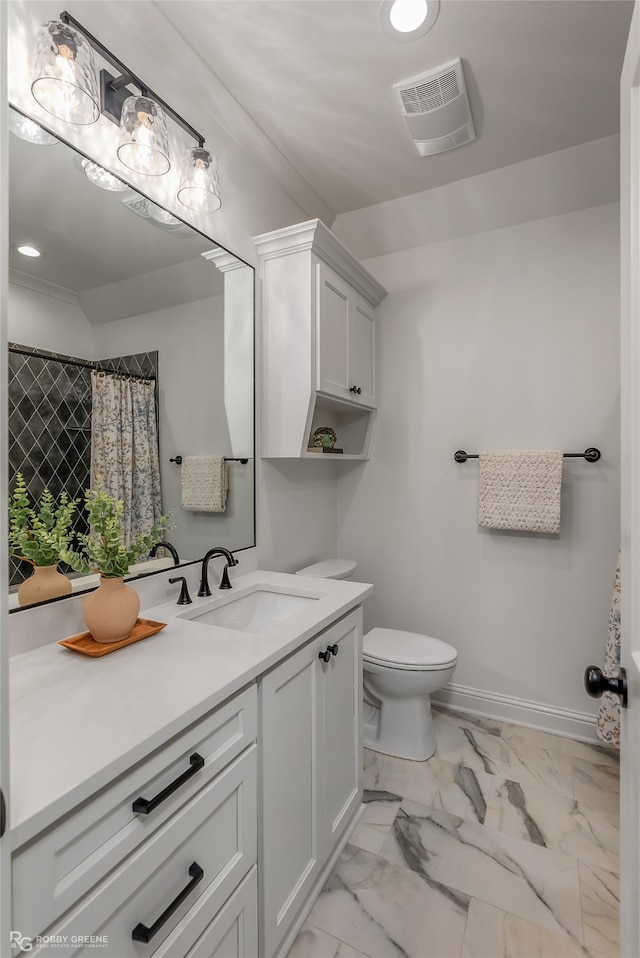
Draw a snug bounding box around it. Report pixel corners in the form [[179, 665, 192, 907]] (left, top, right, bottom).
[[169, 576, 192, 605]]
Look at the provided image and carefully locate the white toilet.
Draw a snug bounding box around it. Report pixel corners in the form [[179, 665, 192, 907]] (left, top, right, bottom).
[[296, 559, 458, 761]]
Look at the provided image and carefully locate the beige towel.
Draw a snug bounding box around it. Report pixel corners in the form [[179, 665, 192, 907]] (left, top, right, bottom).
[[181, 456, 228, 512], [478, 450, 563, 533]]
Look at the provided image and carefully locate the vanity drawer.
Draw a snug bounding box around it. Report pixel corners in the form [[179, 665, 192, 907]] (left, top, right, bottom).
[[153, 865, 257, 958], [29, 745, 257, 957], [13, 685, 257, 942]]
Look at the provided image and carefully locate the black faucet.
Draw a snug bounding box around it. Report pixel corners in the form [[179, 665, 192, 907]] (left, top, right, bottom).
[[199, 547, 238, 596], [168, 576, 192, 605], [149, 541, 180, 566]]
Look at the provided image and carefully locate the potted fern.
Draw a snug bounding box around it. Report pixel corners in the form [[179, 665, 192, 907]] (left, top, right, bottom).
[[9, 473, 77, 607], [60, 479, 171, 643]]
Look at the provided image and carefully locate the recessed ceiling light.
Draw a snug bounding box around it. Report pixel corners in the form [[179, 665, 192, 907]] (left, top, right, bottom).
[[16, 245, 42, 258], [380, 0, 440, 41]]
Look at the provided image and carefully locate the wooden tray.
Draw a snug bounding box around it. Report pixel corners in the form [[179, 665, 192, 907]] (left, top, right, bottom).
[[59, 618, 167, 657]]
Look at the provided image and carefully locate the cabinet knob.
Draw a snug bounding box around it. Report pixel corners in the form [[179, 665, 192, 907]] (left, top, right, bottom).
[[327, 644, 339, 657], [318, 649, 331, 663], [349, 385, 362, 395]]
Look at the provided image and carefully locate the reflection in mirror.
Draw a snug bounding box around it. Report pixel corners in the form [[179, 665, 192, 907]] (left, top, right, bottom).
[[8, 113, 255, 608]]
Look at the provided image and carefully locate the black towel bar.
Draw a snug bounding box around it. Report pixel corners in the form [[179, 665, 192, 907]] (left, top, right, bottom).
[[454, 447, 601, 463], [169, 455, 249, 464]]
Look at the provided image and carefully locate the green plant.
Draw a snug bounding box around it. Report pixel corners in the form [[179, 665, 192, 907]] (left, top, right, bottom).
[[60, 478, 171, 578], [9, 472, 77, 567]]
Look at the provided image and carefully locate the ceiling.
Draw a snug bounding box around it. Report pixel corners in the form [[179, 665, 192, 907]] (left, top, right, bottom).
[[157, 0, 634, 219]]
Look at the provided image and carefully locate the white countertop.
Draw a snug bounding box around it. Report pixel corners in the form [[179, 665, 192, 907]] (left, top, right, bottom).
[[9, 569, 373, 848]]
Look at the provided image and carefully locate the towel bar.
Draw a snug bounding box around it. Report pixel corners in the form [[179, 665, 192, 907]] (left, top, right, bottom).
[[169, 455, 249, 464], [454, 447, 601, 463]]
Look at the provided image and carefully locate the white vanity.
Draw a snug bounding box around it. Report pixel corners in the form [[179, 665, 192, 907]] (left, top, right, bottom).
[[8, 570, 371, 957]]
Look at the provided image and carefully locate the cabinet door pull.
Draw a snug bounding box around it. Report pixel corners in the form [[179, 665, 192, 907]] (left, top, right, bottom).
[[131, 861, 204, 943], [349, 385, 362, 394], [132, 753, 205, 814], [327, 644, 339, 657], [318, 649, 331, 662]]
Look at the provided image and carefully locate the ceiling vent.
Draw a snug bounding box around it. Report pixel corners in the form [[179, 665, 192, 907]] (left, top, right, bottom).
[[393, 58, 476, 156]]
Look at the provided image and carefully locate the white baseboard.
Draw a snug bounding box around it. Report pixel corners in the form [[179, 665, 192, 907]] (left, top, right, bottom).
[[432, 682, 600, 745]]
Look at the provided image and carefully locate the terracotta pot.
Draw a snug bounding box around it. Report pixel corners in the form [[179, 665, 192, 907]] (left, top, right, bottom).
[[18, 564, 72, 607], [83, 576, 140, 644]]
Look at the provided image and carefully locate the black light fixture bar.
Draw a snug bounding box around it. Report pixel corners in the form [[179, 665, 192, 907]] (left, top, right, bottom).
[[60, 10, 206, 146]]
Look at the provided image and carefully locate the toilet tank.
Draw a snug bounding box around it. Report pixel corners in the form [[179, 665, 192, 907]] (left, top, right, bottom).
[[295, 559, 357, 580]]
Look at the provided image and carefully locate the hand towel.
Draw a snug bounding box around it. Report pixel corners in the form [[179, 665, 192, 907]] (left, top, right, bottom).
[[597, 553, 621, 749], [478, 449, 563, 533], [180, 456, 228, 512]]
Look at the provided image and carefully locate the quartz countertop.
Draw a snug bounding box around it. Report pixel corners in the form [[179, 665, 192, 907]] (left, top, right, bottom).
[[9, 569, 372, 848]]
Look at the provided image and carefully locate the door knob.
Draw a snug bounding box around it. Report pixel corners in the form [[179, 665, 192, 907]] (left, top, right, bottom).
[[584, 665, 628, 708]]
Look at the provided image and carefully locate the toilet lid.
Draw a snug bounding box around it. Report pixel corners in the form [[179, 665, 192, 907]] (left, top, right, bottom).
[[295, 559, 357, 579], [363, 628, 457, 670]]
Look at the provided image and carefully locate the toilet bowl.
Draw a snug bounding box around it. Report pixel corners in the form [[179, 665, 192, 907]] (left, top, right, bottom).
[[295, 559, 457, 761]]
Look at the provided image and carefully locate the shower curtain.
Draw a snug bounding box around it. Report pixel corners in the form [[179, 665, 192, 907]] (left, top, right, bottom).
[[90, 370, 163, 548]]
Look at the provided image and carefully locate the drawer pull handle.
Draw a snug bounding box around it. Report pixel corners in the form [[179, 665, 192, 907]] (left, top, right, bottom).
[[131, 861, 204, 943], [132, 753, 205, 815]]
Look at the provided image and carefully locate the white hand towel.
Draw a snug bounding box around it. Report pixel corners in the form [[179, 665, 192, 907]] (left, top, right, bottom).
[[180, 456, 228, 513], [478, 449, 563, 533]]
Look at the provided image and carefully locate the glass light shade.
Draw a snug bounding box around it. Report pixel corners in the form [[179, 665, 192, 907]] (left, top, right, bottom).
[[9, 108, 58, 145], [31, 20, 100, 125], [117, 96, 170, 176], [177, 147, 222, 213], [81, 159, 128, 192]]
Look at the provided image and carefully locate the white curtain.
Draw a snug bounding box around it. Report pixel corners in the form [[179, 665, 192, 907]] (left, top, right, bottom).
[[90, 371, 163, 548]]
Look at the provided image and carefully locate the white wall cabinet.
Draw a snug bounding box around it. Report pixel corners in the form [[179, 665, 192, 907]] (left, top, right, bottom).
[[259, 608, 363, 957], [255, 219, 387, 459]]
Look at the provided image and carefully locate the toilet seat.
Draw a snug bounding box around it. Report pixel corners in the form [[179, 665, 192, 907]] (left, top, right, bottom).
[[363, 628, 457, 671], [296, 559, 357, 579]]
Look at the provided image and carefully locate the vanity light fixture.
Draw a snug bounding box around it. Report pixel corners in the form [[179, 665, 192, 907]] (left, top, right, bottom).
[[31, 19, 100, 124], [81, 158, 128, 192], [177, 147, 222, 213], [380, 0, 440, 41], [29, 11, 222, 211], [8, 107, 58, 145]]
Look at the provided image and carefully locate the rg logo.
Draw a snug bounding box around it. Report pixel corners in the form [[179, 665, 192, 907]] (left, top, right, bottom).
[[10, 931, 33, 951]]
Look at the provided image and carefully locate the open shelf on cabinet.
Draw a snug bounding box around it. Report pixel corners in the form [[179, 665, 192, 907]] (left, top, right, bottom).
[[302, 394, 376, 460]]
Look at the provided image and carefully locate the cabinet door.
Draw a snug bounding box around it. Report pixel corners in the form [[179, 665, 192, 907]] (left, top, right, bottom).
[[315, 262, 350, 399], [259, 639, 323, 958], [348, 293, 376, 407], [319, 613, 363, 849]]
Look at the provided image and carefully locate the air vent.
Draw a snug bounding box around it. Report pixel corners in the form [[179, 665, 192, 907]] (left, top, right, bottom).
[[394, 58, 476, 156]]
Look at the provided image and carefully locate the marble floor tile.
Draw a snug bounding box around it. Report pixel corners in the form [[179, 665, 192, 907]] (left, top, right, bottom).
[[579, 862, 620, 958], [461, 898, 594, 958], [484, 778, 619, 872], [499, 725, 620, 770], [363, 749, 494, 825], [334, 943, 373, 958], [349, 791, 403, 855], [286, 922, 341, 958], [433, 706, 504, 738], [379, 798, 584, 944], [571, 760, 620, 817], [431, 718, 576, 799], [306, 843, 469, 958]]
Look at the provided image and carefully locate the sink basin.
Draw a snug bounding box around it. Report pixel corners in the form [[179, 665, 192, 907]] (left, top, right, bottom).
[[177, 585, 322, 633]]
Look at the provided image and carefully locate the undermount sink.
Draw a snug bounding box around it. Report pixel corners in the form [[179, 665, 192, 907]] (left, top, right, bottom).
[[177, 585, 322, 633]]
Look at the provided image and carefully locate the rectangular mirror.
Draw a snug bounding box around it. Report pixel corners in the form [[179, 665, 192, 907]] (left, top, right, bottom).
[[8, 109, 255, 608]]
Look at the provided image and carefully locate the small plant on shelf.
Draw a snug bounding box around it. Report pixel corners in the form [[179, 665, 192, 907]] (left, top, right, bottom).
[[60, 477, 172, 578], [9, 472, 77, 568]]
